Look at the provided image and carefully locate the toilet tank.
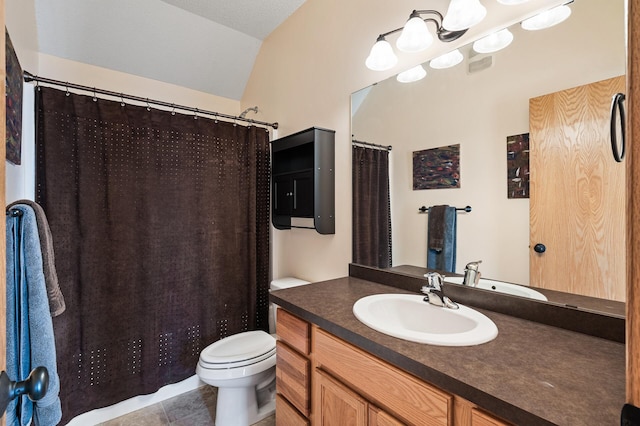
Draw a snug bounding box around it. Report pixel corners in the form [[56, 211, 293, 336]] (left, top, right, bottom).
[[269, 277, 310, 334]]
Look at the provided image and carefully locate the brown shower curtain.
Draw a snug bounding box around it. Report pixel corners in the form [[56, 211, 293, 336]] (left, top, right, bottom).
[[34, 86, 270, 423], [352, 145, 391, 268]]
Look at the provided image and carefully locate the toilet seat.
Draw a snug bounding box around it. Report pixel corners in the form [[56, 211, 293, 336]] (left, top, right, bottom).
[[199, 330, 275, 370]]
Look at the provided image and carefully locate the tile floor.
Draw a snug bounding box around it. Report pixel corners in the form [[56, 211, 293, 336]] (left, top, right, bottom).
[[97, 385, 275, 426]]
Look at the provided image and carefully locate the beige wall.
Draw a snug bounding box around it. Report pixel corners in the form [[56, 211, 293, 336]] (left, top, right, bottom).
[[36, 54, 241, 115], [242, 0, 568, 282]]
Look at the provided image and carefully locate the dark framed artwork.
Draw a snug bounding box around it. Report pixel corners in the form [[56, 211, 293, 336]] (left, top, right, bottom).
[[6, 29, 23, 165], [506, 133, 529, 198], [412, 144, 460, 190]]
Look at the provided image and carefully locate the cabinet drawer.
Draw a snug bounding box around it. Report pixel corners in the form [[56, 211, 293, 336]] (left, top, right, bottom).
[[276, 309, 310, 355], [276, 340, 310, 416], [276, 394, 309, 426], [471, 408, 511, 426], [314, 327, 451, 426]]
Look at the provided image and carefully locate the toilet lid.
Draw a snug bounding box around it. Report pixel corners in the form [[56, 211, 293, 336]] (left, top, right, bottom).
[[199, 330, 276, 368]]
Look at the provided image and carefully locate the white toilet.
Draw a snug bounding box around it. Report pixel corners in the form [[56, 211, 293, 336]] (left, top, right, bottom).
[[196, 277, 310, 426]]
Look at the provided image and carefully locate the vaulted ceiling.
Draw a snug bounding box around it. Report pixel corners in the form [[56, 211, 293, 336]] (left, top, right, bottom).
[[33, 0, 307, 100]]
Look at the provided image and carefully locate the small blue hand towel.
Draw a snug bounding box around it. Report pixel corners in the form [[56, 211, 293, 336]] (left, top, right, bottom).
[[426, 205, 457, 272]]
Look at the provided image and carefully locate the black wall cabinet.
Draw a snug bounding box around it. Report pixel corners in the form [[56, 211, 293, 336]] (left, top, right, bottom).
[[271, 127, 335, 234]]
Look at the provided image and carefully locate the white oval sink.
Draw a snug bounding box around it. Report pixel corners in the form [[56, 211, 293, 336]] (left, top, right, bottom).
[[443, 277, 548, 301], [353, 294, 498, 346]]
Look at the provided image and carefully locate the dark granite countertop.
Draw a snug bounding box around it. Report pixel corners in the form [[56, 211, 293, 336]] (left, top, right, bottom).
[[270, 276, 625, 426]]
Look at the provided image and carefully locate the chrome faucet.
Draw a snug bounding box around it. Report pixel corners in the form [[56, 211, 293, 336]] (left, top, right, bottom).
[[421, 272, 459, 309], [463, 261, 482, 287]]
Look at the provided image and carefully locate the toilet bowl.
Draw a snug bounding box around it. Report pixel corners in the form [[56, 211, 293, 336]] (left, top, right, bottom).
[[196, 331, 276, 426], [196, 277, 310, 426]]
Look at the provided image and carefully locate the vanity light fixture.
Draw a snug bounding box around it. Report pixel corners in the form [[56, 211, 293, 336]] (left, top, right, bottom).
[[442, 0, 487, 31], [365, 36, 399, 71], [473, 28, 514, 53], [521, 4, 572, 31], [430, 49, 464, 69], [396, 11, 434, 53], [366, 6, 478, 71], [397, 64, 427, 83]]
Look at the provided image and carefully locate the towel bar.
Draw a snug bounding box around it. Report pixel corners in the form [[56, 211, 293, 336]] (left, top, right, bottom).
[[418, 205, 472, 213]]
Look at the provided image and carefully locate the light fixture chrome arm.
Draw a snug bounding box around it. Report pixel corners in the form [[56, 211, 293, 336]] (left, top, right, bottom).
[[376, 10, 468, 44], [365, 7, 474, 71], [412, 10, 468, 42]]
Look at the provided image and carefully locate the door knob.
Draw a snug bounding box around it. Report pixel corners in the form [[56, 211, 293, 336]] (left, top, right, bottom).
[[0, 366, 49, 416], [533, 243, 546, 253]]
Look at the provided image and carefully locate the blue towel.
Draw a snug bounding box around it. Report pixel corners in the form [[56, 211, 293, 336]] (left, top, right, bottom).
[[426, 206, 457, 272], [6, 204, 62, 426]]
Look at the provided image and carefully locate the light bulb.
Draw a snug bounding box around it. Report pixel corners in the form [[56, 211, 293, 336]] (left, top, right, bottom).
[[473, 28, 514, 53], [521, 5, 572, 31], [443, 0, 487, 31], [365, 37, 398, 71], [430, 49, 464, 69], [396, 16, 433, 53], [396, 65, 427, 83]]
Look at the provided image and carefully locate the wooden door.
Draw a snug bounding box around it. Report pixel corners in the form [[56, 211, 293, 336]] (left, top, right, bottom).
[[628, 0, 640, 408], [314, 369, 367, 426], [529, 76, 626, 301]]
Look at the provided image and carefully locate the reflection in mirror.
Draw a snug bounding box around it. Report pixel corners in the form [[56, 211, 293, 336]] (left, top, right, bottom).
[[351, 0, 626, 308]]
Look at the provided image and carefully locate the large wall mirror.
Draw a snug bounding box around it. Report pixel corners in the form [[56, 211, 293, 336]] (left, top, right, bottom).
[[351, 0, 626, 314]]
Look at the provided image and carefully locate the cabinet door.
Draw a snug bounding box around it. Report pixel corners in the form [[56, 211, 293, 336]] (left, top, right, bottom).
[[369, 406, 405, 426], [273, 175, 293, 215], [315, 369, 367, 426], [291, 171, 314, 217], [273, 171, 314, 217]]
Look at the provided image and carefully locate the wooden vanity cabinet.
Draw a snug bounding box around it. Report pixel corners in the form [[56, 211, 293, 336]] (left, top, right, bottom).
[[275, 308, 510, 426]]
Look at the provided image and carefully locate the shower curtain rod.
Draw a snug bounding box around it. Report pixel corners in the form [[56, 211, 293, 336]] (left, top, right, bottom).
[[352, 138, 392, 151], [23, 71, 279, 130]]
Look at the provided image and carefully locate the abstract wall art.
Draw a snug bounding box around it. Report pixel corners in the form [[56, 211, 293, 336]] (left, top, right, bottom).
[[6, 29, 23, 165], [412, 144, 460, 190], [506, 133, 529, 198]]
